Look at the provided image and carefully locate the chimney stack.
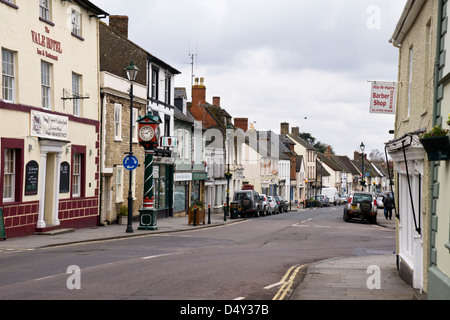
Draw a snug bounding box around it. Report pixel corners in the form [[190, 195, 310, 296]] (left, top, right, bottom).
[[109, 15, 129, 38], [192, 77, 206, 107], [213, 97, 221, 107], [280, 123, 289, 135], [234, 118, 249, 132], [292, 127, 300, 135]]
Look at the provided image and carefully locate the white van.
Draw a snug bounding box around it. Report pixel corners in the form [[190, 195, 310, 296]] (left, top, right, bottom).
[[321, 188, 340, 206]]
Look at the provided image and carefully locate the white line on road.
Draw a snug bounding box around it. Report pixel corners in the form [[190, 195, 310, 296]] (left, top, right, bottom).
[[234, 297, 246, 300], [264, 282, 284, 290], [142, 253, 176, 260]]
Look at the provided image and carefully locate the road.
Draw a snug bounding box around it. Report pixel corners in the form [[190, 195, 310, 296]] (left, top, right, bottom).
[[0, 206, 396, 300]]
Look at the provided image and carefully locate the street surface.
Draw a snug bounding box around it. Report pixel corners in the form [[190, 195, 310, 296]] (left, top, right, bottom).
[[0, 206, 395, 300]]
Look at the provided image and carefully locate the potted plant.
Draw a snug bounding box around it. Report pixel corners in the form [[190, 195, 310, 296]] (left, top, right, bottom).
[[118, 205, 128, 225], [419, 125, 450, 161], [188, 200, 206, 225]]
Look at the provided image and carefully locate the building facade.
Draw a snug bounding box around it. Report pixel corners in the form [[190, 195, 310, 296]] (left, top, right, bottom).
[[1, 0, 108, 237], [428, 0, 450, 299], [386, 0, 438, 292]]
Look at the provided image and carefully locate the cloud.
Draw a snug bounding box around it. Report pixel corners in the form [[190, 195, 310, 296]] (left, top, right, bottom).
[[93, 0, 406, 157]]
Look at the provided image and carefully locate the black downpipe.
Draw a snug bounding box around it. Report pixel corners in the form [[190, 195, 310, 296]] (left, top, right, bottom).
[[385, 145, 399, 220], [401, 140, 421, 235]]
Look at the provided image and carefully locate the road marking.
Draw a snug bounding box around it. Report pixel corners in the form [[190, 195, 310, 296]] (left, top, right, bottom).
[[273, 264, 306, 301], [315, 226, 331, 228], [34, 275, 56, 281], [142, 253, 175, 260], [234, 297, 246, 300], [264, 281, 284, 290]]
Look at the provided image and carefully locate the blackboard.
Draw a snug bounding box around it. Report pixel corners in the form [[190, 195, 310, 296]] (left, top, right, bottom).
[[60, 162, 70, 193], [0, 208, 6, 241], [25, 161, 39, 196]]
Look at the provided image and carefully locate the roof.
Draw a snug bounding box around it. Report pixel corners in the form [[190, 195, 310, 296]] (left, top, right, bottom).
[[77, 0, 109, 17], [389, 0, 426, 46], [332, 155, 361, 175], [286, 133, 316, 151]]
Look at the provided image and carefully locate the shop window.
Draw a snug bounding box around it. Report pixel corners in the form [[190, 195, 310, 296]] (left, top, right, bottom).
[[154, 165, 167, 209], [71, 146, 85, 198], [1, 138, 23, 204]]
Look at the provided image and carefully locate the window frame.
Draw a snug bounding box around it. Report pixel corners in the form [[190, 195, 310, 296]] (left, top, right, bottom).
[[2, 48, 15, 103], [71, 145, 86, 199], [72, 72, 81, 116], [114, 103, 122, 141], [0, 138, 24, 205], [71, 8, 82, 37], [41, 61, 52, 109]]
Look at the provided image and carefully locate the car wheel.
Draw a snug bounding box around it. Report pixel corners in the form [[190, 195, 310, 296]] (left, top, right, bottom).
[[343, 209, 350, 222]]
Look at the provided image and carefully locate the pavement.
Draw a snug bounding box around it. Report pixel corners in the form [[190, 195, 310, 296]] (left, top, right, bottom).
[[0, 209, 423, 300]]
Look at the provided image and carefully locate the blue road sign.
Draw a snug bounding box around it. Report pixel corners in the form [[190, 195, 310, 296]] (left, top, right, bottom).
[[123, 155, 139, 171]]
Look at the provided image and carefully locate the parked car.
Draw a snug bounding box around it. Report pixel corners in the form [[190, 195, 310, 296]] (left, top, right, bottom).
[[232, 190, 262, 218], [274, 196, 288, 213], [267, 196, 279, 213], [339, 194, 348, 204], [343, 191, 378, 224], [322, 187, 340, 205], [376, 195, 384, 209], [259, 194, 274, 215], [315, 195, 330, 207]]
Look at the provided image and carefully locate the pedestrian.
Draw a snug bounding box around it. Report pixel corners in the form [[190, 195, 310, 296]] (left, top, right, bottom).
[[383, 193, 394, 220]]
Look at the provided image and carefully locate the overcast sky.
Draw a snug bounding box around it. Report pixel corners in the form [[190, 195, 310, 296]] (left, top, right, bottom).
[[94, 0, 406, 159]]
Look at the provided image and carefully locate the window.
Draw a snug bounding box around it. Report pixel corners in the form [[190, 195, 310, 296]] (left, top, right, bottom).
[[407, 47, 413, 118], [165, 74, 172, 105], [1, 138, 23, 204], [2, 49, 15, 102], [132, 108, 138, 143], [72, 153, 81, 197], [3, 149, 16, 202], [41, 61, 52, 109], [71, 9, 81, 36], [114, 103, 122, 141], [1, 0, 19, 9], [39, 0, 50, 21], [151, 66, 159, 100], [115, 166, 124, 202], [72, 73, 81, 116]]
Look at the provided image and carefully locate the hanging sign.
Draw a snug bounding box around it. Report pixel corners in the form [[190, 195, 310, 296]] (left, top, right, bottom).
[[31, 110, 69, 141], [369, 81, 397, 115]]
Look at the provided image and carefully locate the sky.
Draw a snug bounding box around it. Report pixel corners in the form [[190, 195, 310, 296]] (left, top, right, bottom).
[[93, 0, 407, 159]]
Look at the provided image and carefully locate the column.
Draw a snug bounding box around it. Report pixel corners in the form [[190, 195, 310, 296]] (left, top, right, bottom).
[[37, 151, 48, 229], [51, 152, 62, 226]]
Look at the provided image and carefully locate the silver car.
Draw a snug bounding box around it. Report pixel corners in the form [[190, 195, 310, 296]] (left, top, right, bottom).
[[343, 191, 378, 224]]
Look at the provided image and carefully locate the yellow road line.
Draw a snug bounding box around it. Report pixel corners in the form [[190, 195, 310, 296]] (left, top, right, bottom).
[[273, 264, 306, 300]]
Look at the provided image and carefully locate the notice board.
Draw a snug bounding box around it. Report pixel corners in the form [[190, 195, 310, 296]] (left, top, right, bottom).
[[0, 208, 6, 240]]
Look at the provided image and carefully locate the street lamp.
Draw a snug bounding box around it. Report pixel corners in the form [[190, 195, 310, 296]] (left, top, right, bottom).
[[360, 142, 366, 191], [124, 61, 139, 233]]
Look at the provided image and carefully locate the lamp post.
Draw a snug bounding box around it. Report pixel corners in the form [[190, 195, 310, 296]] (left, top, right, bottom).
[[124, 61, 139, 233], [360, 142, 366, 191]]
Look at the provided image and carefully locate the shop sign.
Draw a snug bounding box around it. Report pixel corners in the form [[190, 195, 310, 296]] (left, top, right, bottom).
[[31, 110, 69, 141], [369, 81, 397, 115], [31, 27, 63, 61], [25, 161, 39, 196], [175, 172, 192, 181], [192, 172, 208, 181]]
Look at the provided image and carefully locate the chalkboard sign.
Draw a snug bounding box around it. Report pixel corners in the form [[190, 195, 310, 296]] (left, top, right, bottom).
[[60, 162, 70, 193], [25, 161, 39, 196], [0, 208, 6, 241]]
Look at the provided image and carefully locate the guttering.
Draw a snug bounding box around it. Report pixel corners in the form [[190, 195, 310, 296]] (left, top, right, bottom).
[[389, 0, 427, 46]]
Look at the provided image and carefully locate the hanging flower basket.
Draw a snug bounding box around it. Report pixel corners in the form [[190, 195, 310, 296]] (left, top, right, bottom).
[[420, 135, 450, 161]]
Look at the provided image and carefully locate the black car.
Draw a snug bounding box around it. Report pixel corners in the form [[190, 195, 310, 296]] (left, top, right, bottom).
[[274, 196, 288, 213]]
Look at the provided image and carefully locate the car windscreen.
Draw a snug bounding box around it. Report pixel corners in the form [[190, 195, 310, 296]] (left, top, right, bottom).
[[353, 193, 372, 203]]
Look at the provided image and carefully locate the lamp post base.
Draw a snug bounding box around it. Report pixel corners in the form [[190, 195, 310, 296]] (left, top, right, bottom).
[[138, 208, 158, 231]]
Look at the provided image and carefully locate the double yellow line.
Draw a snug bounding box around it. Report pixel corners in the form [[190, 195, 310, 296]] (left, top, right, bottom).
[[273, 264, 307, 300]]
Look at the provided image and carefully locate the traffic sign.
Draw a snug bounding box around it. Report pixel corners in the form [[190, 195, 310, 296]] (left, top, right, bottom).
[[123, 155, 139, 171]]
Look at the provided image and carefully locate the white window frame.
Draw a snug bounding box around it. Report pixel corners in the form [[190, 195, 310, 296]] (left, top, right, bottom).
[[71, 9, 81, 36], [39, 0, 50, 21], [41, 61, 52, 109], [114, 103, 122, 141], [116, 166, 124, 203], [72, 153, 81, 198], [132, 108, 138, 143], [2, 49, 15, 103], [407, 47, 413, 118], [72, 73, 81, 116], [3, 148, 16, 203]]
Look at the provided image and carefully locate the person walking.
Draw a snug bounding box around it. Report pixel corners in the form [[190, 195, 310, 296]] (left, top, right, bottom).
[[383, 193, 394, 220]]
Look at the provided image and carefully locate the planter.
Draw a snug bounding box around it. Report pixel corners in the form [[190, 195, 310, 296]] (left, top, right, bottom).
[[420, 135, 450, 161], [118, 215, 128, 225], [188, 208, 205, 225]]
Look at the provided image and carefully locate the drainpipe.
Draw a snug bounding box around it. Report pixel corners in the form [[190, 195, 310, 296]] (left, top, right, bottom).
[[429, 0, 443, 270]]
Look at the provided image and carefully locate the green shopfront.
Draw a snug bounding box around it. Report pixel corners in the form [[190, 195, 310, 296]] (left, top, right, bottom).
[[153, 157, 174, 218]]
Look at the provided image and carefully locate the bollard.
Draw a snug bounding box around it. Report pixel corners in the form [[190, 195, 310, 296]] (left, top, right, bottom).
[[208, 204, 211, 225], [193, 205, 197, 227], [223, 203, 227, 222]]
